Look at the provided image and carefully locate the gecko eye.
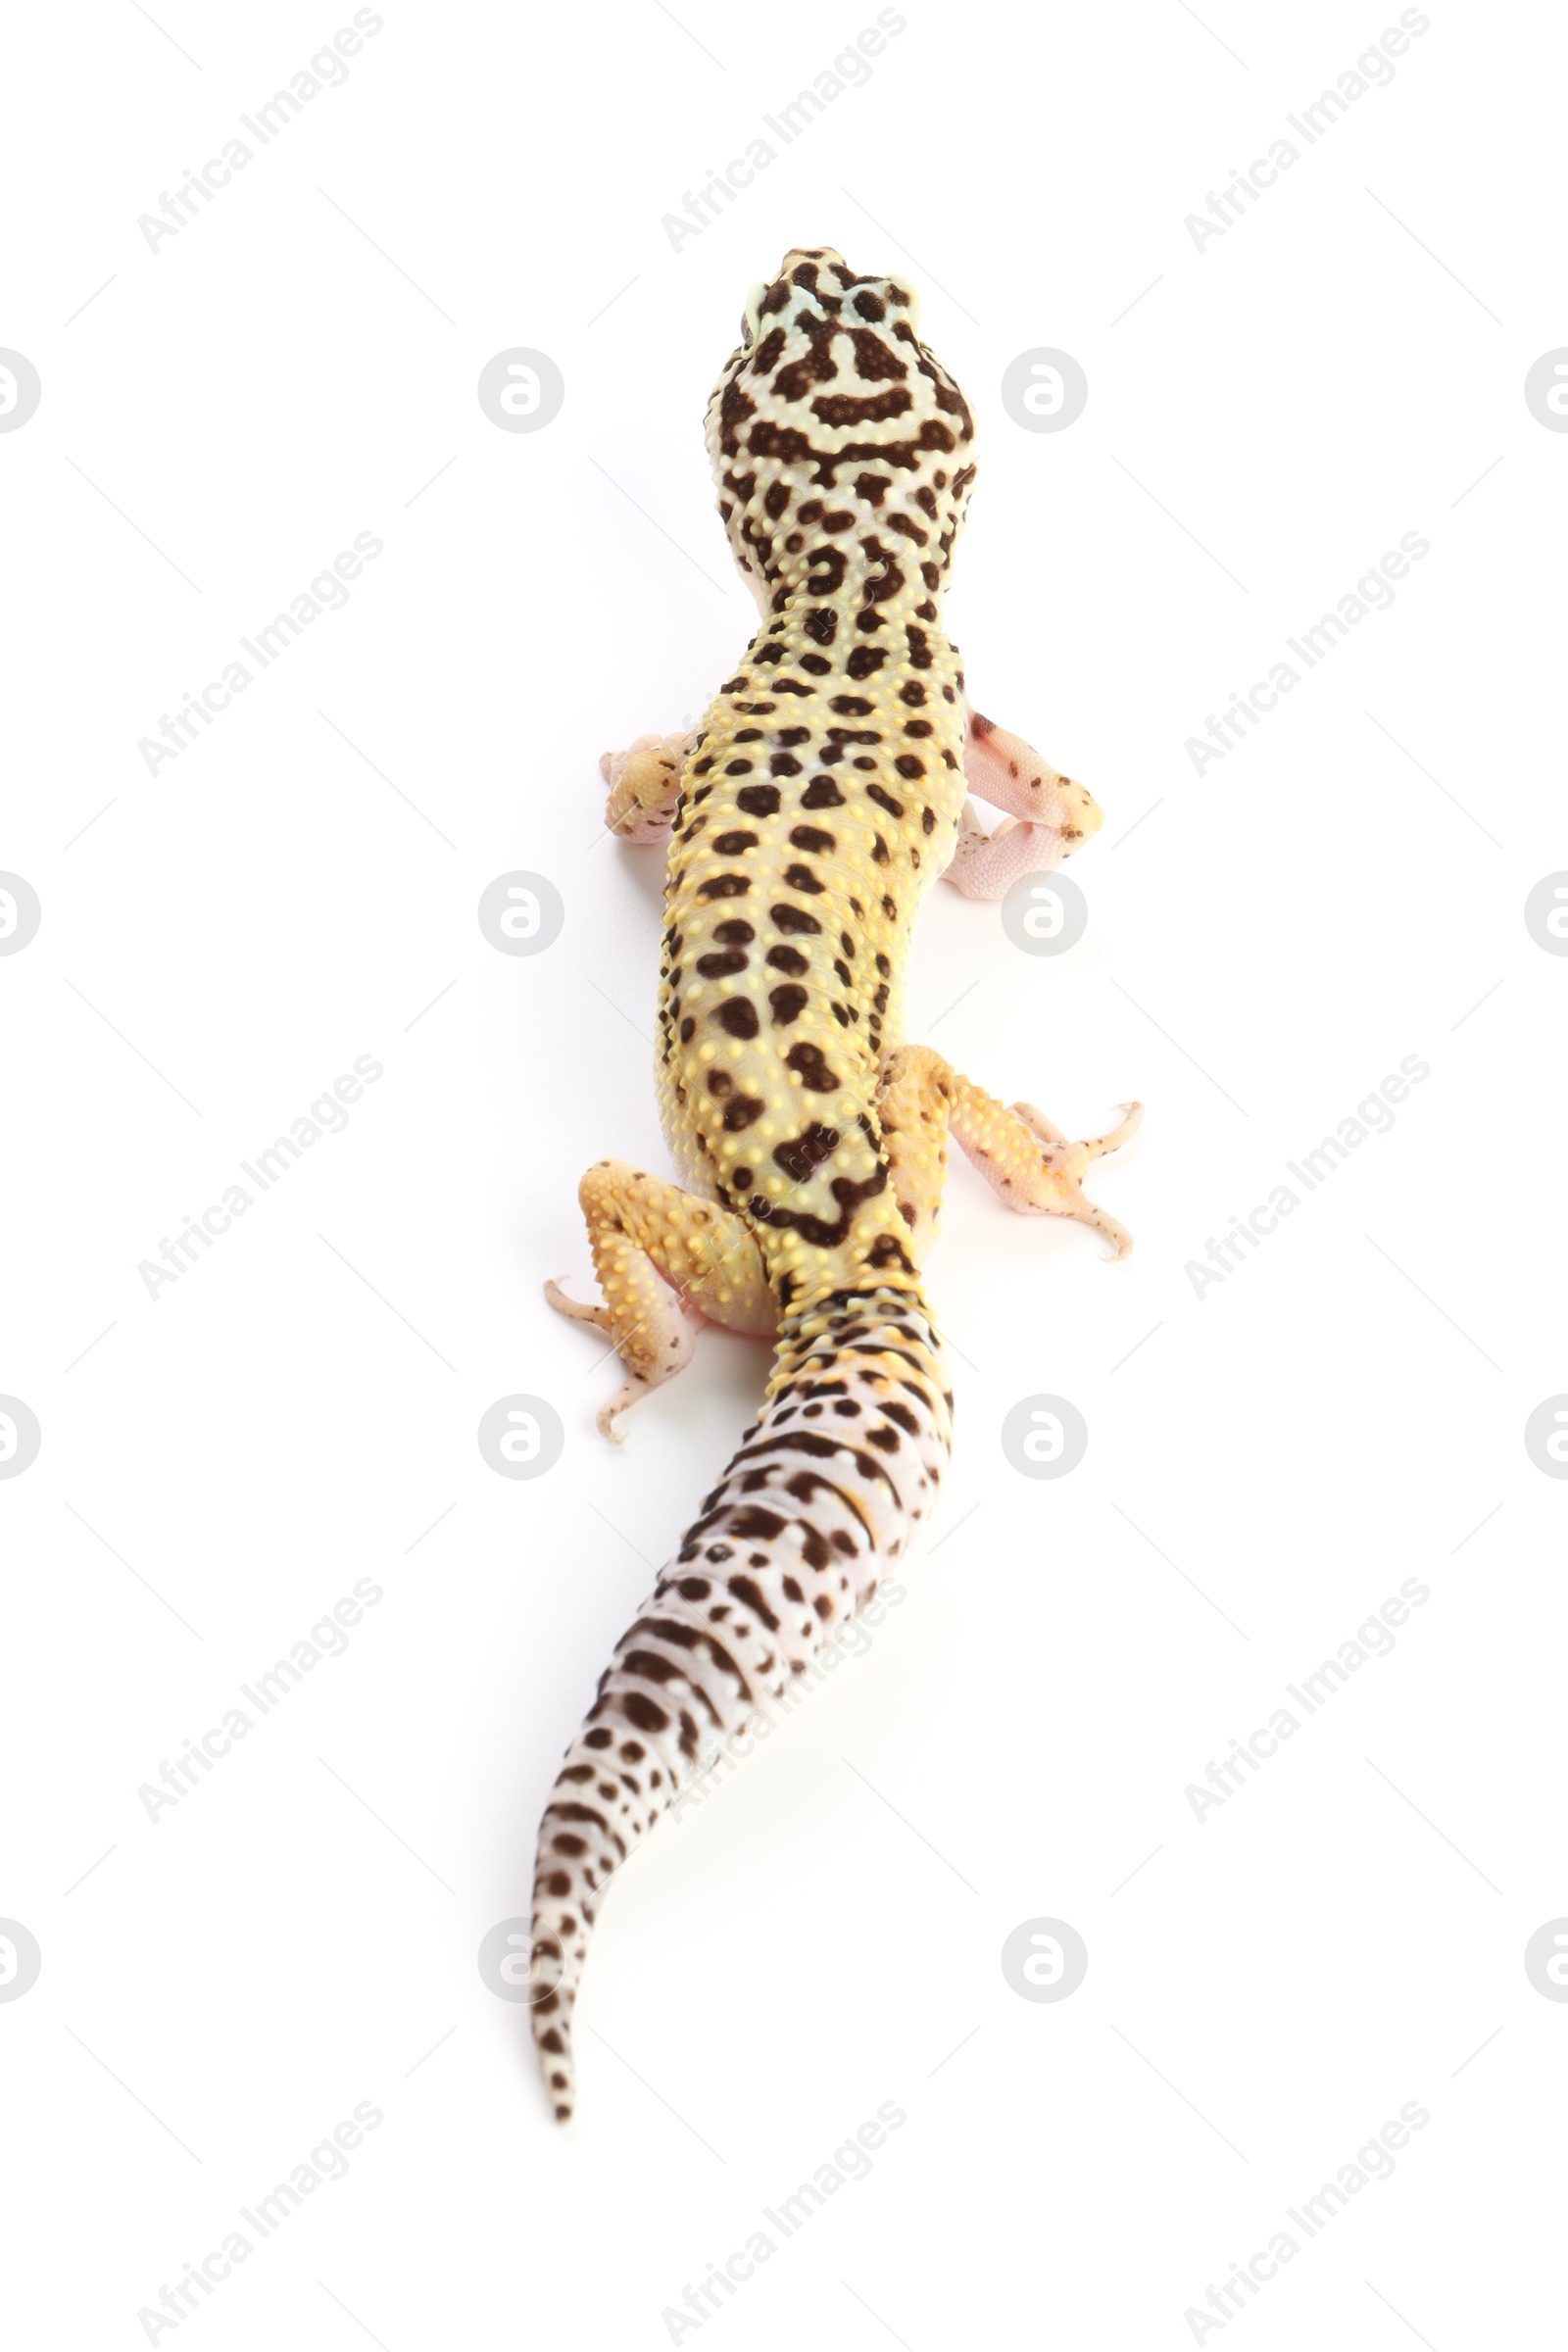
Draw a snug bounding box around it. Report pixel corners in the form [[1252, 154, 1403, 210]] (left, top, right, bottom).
[[885, 273, 921, 332], [741, 279, 769, 354]]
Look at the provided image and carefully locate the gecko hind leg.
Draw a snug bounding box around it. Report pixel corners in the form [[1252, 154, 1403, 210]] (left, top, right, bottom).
[[546, 1160, 777, 1440], [878, 1046, 1141, 1261], [600, 731, 690, 845]]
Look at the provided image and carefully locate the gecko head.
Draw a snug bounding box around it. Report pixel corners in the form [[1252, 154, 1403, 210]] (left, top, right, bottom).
[[705, 247, 978, 617], [737, 246, 922, 347]]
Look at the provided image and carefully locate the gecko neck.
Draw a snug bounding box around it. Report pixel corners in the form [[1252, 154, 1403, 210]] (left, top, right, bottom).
[[744, 580, 957, 672]]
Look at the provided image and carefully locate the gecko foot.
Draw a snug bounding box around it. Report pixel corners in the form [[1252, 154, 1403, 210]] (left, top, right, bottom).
[[599, 731, 690, 844], [1008, 1100, 1144, 1259]]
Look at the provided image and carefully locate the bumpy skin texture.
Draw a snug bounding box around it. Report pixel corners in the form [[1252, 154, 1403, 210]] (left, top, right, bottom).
[[530, 249, 1138, 2122]]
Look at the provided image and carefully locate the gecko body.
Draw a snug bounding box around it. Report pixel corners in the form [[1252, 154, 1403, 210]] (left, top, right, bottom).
[[530, 249, 1138, 2120]]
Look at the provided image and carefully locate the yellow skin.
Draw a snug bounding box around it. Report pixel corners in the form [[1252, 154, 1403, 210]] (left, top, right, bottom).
[[530, 248, 1139, 2123]]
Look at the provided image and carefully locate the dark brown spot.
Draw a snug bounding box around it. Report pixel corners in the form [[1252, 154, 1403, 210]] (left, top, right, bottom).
[[710, 992, 761, 1039], [785, 1043, 838, 1092], [773, 1121, 839, 1181], [727, 1505, 784, 1540], [727, 1574, 779, 1632], [812, 387, 912, 427]]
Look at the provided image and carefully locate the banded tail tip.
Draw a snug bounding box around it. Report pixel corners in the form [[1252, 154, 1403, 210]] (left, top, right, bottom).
[[533, 2001, 576, 2124], [528, 1914, 581, 2122]]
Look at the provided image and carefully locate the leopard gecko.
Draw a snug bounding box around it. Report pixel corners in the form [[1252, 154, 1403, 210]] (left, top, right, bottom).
[[529, 246, 1139, 2120]]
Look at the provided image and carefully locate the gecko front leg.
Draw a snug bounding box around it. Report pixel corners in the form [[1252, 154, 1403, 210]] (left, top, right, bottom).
[[943, 708, 1103, 901]]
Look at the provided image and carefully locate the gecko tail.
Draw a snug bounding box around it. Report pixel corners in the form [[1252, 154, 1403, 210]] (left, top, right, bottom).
[[527, 1278, 953, 2124]]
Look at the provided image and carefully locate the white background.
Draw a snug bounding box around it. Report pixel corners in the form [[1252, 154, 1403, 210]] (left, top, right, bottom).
[[4, 1, 1565, 2345]]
